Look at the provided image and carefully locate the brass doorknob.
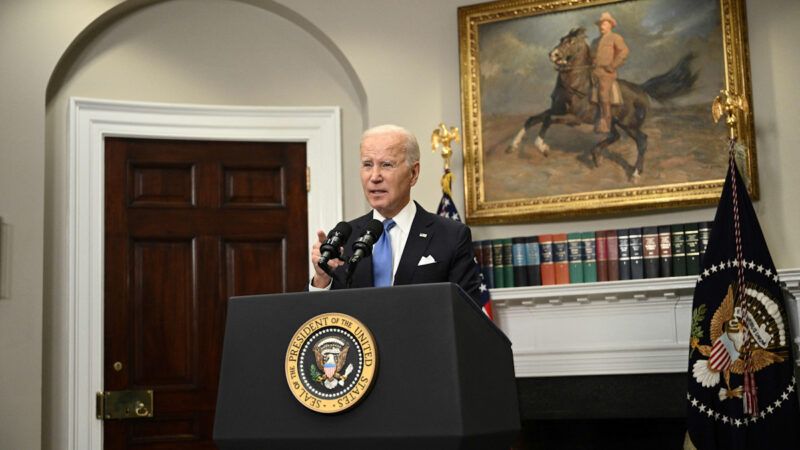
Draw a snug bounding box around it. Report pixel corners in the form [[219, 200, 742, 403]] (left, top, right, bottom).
[[135, 401, 149, 417]]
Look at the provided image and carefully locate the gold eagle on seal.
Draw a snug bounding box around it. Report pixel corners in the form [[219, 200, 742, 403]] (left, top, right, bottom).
[[313, 338, 351, 389], [691, 281, 788, 401]]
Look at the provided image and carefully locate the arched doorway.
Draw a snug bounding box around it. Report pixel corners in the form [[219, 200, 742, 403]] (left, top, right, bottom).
[[44, 1, 366, 448]]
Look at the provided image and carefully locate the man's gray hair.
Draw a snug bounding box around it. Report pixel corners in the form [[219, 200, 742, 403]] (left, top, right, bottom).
[[361, 124, 420, 166]]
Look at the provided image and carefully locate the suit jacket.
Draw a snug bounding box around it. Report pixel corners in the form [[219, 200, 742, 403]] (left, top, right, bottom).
[[593, 31, 629, 75], [328, 202, 481, 305]]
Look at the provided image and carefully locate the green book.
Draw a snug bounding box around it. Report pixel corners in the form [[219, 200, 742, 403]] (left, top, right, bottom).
[[671, 224, 687, 276], [502, 238, 514, 288], [567, 232, 584, 283], [684, 223, 700, 275], [491, 240, 505, 288], [581, 231, 598, 282]]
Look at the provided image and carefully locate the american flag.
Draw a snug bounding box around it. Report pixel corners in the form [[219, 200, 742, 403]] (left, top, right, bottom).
[[436, 191, 493, 319]]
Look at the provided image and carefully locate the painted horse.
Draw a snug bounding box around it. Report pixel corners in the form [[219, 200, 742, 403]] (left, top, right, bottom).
[[505, 27, 696, 178]]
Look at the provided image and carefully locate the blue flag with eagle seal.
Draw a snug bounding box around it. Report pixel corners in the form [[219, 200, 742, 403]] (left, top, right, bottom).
[[685, 153, 800, 449], [436, 191, 492, 317]]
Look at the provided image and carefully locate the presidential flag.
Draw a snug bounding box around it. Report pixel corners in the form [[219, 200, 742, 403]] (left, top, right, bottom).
[[686, 144, 800, 449], [436, 190, 493, 319]]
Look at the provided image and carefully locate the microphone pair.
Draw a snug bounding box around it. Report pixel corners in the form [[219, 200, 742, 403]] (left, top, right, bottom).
[[318, 220, 384, 285]]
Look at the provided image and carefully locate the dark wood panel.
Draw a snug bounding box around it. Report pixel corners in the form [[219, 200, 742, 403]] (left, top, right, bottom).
[[129, 417, 201, 444], [126, 209, 291, 236], [223, 166, 283, 207], [224, 239, 285, 298], [132, 239, 196, 387], [129, 163, 195, 207]]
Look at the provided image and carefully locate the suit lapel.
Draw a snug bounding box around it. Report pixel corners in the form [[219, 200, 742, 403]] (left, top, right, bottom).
[[394, 203, 435, 285]]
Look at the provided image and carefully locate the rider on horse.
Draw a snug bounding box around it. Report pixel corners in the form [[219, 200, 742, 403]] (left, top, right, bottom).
[[591, 12, 629, 134]]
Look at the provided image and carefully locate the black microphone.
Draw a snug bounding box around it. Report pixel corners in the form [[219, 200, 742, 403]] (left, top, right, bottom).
[[345, 220, 384, 287], [318, 222, 353, 272], [348, 219, 384, 265]]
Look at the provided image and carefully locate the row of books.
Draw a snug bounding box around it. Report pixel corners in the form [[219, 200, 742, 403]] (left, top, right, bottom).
[[474, 222, 713, 288]]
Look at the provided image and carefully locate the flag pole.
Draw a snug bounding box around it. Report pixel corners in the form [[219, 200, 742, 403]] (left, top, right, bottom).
[[712, 90, 760, 417], [431, 123, 493, 319]]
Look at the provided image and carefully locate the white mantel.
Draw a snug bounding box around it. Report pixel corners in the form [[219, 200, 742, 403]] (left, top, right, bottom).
[[491, 269, 800, 378]]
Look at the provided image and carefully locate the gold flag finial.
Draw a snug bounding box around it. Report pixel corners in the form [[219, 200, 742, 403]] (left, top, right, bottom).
[[712, 90, 751, 189], [431, 123, 460, 196], [712, 89, 749, 139]]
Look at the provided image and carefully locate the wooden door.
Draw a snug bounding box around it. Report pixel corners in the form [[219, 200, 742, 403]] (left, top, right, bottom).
[[103, 137, 308, 449]]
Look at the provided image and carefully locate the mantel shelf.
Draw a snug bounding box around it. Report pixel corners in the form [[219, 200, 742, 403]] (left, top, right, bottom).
[[491, 268, 800, 305], [491, 268, 800, 378]]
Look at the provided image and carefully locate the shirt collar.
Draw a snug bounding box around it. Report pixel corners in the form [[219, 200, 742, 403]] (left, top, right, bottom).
[[372, 200, 416, 233]]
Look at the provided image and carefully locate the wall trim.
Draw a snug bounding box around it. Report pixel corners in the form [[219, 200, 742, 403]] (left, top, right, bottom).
[[65, 97, 341, 450]]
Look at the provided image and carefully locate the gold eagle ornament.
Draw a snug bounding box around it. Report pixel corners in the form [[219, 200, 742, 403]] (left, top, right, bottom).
[[712, 89, 749, 133], [431, 123, 460, 196]]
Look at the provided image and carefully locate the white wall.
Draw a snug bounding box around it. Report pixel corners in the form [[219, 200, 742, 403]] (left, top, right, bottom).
[[745, 0, 800, 269], [1, 2, 119, 449], [287, 0, 800, 269], [0, 0, 797, 448]]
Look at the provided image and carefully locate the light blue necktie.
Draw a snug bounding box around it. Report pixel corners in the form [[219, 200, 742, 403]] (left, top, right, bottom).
[[372, 219, 396, 287]]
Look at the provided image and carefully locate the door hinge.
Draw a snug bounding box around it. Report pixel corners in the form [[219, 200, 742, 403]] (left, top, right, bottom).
[[306, 166, 311, 192], [96, 390, 154, 420]]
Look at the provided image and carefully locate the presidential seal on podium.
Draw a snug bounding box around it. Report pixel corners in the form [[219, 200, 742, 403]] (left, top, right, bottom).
[[285, 312, 378, 413]]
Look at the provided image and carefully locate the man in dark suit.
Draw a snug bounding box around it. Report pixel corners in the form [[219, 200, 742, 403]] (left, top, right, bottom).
[[309, 124, 481, 305]]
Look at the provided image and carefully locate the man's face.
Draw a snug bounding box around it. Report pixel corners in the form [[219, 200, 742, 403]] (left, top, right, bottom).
[[599, 20, 612, 34], [360, 132, 420, 218]]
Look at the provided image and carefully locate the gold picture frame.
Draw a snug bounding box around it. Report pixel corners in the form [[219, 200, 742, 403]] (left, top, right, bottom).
[[458, 0, 755, 224]]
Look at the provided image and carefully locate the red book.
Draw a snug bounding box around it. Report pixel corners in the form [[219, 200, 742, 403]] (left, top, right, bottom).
[[552, 233, 570, 285], [606, 231, 619, 281], [539, 234, 555, 285], [595, 230, 609, 282]]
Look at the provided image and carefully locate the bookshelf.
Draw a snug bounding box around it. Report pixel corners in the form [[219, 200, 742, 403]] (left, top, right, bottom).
[[490, 268, 800, 378]]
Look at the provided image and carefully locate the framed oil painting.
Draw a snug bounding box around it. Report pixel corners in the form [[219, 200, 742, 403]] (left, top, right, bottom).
[[458, 0, 755, 224]]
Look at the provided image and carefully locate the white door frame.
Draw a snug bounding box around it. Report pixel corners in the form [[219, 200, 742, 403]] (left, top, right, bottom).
[[65, 97, 342, 450]]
